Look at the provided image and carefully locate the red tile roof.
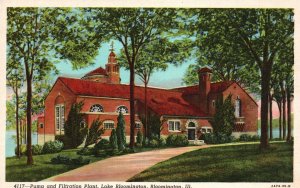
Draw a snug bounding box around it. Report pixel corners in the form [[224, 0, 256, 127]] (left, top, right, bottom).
[[58, 77, 207, 117], [84, 67, 107, 77], [171, 81, 234, 95]]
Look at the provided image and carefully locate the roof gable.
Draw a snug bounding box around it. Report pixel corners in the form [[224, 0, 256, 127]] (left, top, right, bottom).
[[84, 67, 107, 77]]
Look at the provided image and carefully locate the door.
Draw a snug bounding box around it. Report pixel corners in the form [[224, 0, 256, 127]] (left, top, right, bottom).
[[188, 129, 196, 140]]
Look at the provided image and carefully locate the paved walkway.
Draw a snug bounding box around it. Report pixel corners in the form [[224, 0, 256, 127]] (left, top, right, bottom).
[[44, 145, 208, 182]]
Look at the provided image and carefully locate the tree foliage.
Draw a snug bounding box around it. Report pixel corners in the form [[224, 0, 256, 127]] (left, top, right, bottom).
[[109, 129, 118, 150], [64, 101, 87, 149], [211, 95, 235, 136], [7, 7, 105, 164], [116, 112, 126, 151], [84, 118, 104, 148]]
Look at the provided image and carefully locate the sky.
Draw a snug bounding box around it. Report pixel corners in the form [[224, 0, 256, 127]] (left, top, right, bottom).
[[54, 41, 194, 89]]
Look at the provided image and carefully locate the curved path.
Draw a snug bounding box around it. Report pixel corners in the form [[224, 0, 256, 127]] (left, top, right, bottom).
[[44, 145, 209, 182]]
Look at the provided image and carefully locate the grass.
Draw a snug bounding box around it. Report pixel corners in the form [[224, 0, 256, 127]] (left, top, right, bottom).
[[6, 147, 156, 182], [128, 142, 293, 182]]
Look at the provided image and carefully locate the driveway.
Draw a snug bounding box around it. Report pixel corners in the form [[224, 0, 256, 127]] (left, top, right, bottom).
[[44, 145, 208, 181]]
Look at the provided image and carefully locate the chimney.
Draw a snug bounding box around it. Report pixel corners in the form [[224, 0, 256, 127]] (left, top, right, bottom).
[[198, 67, 212, 113]]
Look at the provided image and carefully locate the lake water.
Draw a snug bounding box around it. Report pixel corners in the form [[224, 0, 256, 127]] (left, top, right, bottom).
[[5, 130, 38, 157], [257, 128, 293, 138]]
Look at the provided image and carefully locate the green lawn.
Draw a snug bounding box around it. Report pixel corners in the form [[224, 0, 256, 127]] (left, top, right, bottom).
[[129, 142, 293, 182], [6, 147, 155, 182]]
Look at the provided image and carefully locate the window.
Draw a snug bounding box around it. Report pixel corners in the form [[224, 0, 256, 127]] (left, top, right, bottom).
[[80, 120, 86, 128], [116, 105, 128, 114], [104, 120, 115, 129], [40, 123, 44, 129], [168, 120, 181, 131], [55, 104, 65, 131], [201, 127, 213, 133], [235, 97, 241, 117], [90, 104, 104, 112], [135, 122, 142, 129]]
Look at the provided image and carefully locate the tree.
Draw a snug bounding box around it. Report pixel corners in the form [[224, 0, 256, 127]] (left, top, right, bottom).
[[118, 38, 191, 139], [6, 52, 25, 159], [85, 8, 179, 148], [211, 95, 235, 136], [7, 7, 105, 164], [109, 129, 118, 150], [116, 112, 126, 151], [84, 118, 104, 148], [182, 28, 260, 94], [64, 101, 87, 148], [186, 9, 293, 149]]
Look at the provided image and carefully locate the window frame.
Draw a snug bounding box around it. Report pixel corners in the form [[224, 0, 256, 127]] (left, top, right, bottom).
[[116, 105, 129, 114], [103, 120, 115, 130], [90, 104, 104, 113], [55, 104, 65, 132], [168, 120, 181, 132]]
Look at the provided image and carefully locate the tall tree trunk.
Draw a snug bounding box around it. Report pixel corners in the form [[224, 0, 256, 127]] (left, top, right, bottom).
[[281, 83, 286, 140], [144, 81, 148, 139], [286, 89, 292, 141], [269, 92, 273, 139], [26, 77, 33, 165], [277, 101, 282, 140], [260, 66, 271, 149], [129, 62, 135, 149], [15, 87, 20, 158]]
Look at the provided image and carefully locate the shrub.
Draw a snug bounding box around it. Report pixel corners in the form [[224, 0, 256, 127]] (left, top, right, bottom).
[[106, 148, 119, 156], [174, 134, 189, 146], [149, 139, 159, 148], [158, 137, 166, 147], [55, 135, 73, 149], [239, 134, 253, 142], [42, 140, 64, 154], [84, 118, 104, 148], [201, 133, 234, 144], [123, 147, 135, 154], [201, 133, 217, 144], [143, 137, 149, 147], [51, 155, 70, 164], [166, 134, 177, 146], [136, 130, 143, 146], [166, 134, 189, 147], [51, 155, 90, 165], [71, 156, 90, 165], [77, 147, 94, 156], [109, 129, 118, 150], [15, 144, 27, 156], [94, 139, 110, 150], [32, 144, 43, 155], [94, 149, 108, 157], [251, 135, 260, 141]]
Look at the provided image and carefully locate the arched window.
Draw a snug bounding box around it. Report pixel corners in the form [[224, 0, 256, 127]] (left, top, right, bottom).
[[116, 105, 128, 114], [90, 104, 104, 112], [235, 97, 241, 117]]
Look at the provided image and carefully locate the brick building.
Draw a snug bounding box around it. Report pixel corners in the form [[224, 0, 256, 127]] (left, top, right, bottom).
[[37, 50, 258, 145]]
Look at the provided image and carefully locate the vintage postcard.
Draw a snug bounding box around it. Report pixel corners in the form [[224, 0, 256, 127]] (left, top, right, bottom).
[[0, 0, 299, 188]]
